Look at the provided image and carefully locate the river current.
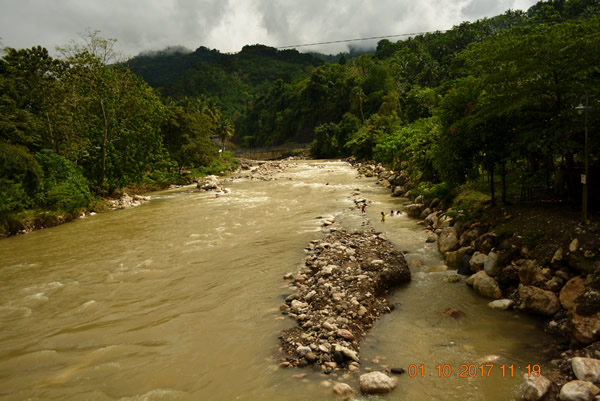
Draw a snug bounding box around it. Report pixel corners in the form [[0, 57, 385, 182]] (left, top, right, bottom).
[[0, 160, 553, 400]]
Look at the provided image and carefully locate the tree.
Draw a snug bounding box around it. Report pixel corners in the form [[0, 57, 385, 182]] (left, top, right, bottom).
[[215, 117, 234, 153]]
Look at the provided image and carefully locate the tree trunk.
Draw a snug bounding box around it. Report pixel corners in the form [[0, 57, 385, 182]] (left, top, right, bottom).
[[100, 97, 108, 192]]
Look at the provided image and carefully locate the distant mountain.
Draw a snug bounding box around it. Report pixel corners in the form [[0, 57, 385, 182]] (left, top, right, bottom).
[[127, 44, 325, 116]]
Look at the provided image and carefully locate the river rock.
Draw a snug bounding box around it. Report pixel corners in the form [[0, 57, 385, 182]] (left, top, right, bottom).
[[568, 312, 600, 344], [560, 276, 587, 311], [522, 374, 552, 401], [559, 380, 599, 401], [337, 329, 354, 340], [519, 259, 547, 285], [296, 345, 311, 357], [484, 251, 501, 277], [572, 357, 600, 383], [405, 204, 425, 218], [466, 271, 502, 299], [519, 285, 560, 316], [333, 383, 355, 400], [488, 299, 514, 310], [438, 227, 459, 254], [359, 371, 398, 394], [470, 252, 487, 272]]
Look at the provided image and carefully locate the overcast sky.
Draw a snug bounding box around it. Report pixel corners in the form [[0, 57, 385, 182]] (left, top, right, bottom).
[[0, 0, 539, 57]]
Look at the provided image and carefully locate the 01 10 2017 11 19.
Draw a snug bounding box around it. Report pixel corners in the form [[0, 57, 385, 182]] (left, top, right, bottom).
[[407, 364, 542, 378]]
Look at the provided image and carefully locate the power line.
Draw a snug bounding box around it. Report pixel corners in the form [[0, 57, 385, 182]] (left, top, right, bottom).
[[275, 30, 447, 49]]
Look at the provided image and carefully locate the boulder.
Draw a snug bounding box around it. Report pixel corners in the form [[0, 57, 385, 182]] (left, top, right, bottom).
[[391, 186, 404, 197], [438, 227, 459, 254], [519, 285, 561, 316], [572, 357, 600, 383], [568, 312, 600, 344], [359, 371, 398, 394], [333, 383, 355, 400], [484, 251, 501, 277], [459, 228, 480, 247], [470, 252, 488, 272], [522, 374, 552, 401], [466, 271, 502, 299], [405, 204, 425, 218], [560, 276, 586, 311], [559, 380, 599, 401], [488, 299, 514, 310]]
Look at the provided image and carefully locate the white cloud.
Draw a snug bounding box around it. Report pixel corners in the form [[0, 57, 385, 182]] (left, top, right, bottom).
[[0, 0, 540, 57]]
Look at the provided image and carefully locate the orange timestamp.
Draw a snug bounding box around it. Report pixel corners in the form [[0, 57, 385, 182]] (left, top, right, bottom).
[[407, 364, 542, 378]]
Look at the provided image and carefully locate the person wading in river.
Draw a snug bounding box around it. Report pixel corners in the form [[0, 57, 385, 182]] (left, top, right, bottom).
[[381, 211, 386, 223]]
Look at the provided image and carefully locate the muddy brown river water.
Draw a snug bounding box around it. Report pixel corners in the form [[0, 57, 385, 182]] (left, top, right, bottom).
[[0, 160, 554, 400]]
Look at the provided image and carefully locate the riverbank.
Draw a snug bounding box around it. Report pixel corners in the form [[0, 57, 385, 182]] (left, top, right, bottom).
[[356, 161, 600, 401]]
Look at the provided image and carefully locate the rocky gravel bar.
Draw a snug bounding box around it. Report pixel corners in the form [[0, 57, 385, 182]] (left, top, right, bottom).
[[278, 227, 411, 374]]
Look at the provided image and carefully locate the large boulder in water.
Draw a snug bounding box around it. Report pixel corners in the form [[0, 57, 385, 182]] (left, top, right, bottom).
[[359, 371, 398, 394]]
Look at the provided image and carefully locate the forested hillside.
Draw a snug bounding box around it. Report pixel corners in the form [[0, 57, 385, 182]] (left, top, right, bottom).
[[234, 0, 600, 206], [127, 45, 324, 116]]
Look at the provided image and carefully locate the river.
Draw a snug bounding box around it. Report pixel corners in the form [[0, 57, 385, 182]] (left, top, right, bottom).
[[0, 160, 553, 401]]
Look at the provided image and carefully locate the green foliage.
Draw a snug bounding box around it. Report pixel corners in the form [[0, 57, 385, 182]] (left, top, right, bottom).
[[446, 185, 492, 222], [190, 151, 239, 177], [310, 123, 340, 158], [34, 150, 91, 213], [0, 142, 43, 215]]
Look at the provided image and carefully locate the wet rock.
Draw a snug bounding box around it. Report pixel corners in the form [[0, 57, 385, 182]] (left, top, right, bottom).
[[405, 204, 425, 218], [443, 308, 464, 318], [559, 380, 599, 401], [470, 252, 487, 272], [522, 374, 552, 401], [572, 357, 600, 382], [438, 227, 459, 254], [488, 299, 514, 310], [359, 371, 398, 394], [484, 251, 501, 277], [519, 285, 560, 316], [466, 271, 502, 299], [333, 383, 355, 400]]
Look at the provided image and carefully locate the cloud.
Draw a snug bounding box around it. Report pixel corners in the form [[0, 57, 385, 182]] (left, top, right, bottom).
[[0, 0, 539, 57]]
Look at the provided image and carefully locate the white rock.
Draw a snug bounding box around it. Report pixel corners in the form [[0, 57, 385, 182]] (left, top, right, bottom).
[[359, 371, 398, 394], [569, 239, 579, 253], [522, 374, 552, 401], [572, 357, 600, 383], [296, 345, 311, 357], [488, 299, 514, 310], [560, 380, 599, 401]]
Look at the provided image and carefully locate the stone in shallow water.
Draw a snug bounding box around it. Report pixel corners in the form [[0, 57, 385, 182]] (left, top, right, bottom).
[[359, 371, 398, 394], [488, 299, 514, 310], [333, 382, 355, 400]]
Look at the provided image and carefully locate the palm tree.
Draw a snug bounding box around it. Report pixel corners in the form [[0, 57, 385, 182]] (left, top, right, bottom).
[[215, 117, 234, 153]]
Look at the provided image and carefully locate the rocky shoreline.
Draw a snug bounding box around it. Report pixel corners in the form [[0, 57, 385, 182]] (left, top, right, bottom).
[[354, 160, 600, 401]]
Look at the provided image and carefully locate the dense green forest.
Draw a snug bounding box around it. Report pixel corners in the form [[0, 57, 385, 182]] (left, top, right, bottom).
[[233, 0, 600, 207], [0, 32, 237, 235], [1, 0, 599, 237]]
